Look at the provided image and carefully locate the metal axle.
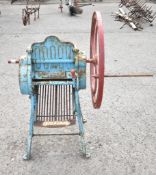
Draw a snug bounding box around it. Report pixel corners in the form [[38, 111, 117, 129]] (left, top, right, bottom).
[[104, 73, 153, 78]]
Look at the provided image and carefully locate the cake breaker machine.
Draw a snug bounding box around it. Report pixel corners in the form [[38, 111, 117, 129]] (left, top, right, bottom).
[[8, 11, 104, 160]]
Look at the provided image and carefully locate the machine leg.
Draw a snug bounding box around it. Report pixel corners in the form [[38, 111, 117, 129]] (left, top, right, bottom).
[[75, 90, 90, 158], [73, 87, 87, 124], [23, 95, 36, 160]]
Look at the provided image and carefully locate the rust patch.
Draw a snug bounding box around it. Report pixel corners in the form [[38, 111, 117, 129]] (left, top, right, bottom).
[[37, 72, 66, 79], [78, 69, 85, 76]]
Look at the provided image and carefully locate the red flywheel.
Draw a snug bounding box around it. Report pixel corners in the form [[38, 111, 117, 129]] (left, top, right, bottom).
[[90, 11, 104, 109]]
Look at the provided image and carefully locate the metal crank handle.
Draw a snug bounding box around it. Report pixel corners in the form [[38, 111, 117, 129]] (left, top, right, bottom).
[[8, 59, 19, 64]]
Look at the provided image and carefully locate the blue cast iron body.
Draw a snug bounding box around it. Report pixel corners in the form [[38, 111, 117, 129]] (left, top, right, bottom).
[[19, 36, 86, 95], [19, 36, 89, 160]]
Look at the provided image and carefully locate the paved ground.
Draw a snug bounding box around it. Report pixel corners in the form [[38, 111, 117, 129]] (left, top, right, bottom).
[[0, 2, 156, 175]]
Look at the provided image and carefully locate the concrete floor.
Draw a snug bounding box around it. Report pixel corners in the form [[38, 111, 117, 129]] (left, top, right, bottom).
[[0, 2, 156, 175]]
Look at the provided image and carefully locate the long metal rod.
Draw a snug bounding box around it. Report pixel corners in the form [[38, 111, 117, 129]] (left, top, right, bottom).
[[104, 74, 153, 78], [52, 85, 54, 121], [60, 85, 62, 121], [46, 86, 48, 117], [49, 85, 52, 121], [38, 86, 41, 119], [64, 85, 66, 120], [33, 133, 80, 136]]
